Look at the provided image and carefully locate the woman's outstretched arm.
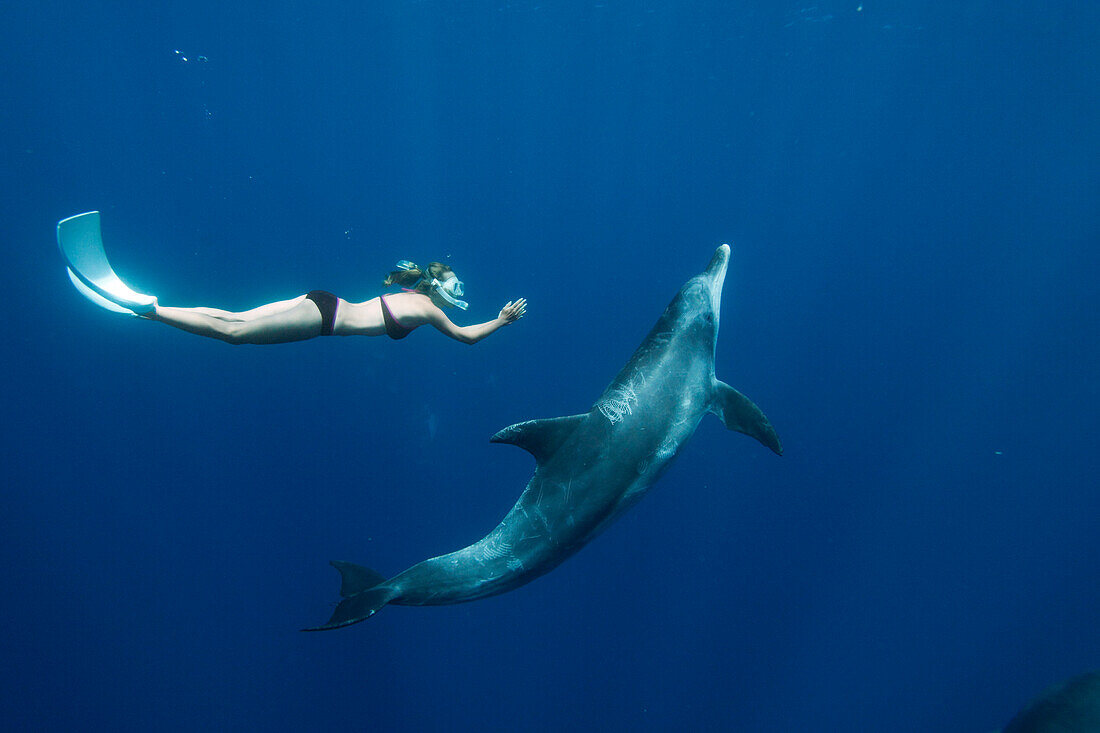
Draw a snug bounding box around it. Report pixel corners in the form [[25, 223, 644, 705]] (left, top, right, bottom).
[[428, 298, 527, 344]]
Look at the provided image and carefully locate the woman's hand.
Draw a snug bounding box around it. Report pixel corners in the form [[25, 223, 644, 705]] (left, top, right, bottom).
[[499, 298, 527, 324]]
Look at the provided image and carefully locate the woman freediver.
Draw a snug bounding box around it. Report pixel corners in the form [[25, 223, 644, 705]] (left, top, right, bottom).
[[58, 212, 526, 345], [147, 261, 526, 345]]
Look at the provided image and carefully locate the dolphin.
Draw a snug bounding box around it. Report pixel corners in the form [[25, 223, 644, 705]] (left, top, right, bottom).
[[1002, 671, 1100, 732], [305, 244, 782, 630]]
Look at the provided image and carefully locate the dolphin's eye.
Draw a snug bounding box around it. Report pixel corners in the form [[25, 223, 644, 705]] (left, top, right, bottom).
[[702, 313, 714, 324]]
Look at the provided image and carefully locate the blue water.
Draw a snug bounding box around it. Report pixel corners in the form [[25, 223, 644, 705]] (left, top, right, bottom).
[[2, 2, 1097, 730]]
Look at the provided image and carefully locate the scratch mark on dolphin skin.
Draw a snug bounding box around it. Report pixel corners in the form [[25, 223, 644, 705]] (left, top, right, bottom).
[[521, 504, 554, 545], [598, 380, 639, 424], [480, 537, 513, 560], [536, 505, 551, 528], [656, 436, 677, 461]]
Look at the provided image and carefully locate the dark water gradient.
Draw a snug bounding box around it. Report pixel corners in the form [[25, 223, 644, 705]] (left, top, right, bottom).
[[1, 1, 1097, 730]]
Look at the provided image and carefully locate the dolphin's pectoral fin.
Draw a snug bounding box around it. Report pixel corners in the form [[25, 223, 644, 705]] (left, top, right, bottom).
[[490, 414, 587, 463], [302, 562, 395, 631], [330, 560, 387, 598], [711, 380, 783, 455]]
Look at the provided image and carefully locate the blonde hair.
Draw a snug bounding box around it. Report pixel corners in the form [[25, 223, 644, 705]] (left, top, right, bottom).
[[383, 262, 453, 293]]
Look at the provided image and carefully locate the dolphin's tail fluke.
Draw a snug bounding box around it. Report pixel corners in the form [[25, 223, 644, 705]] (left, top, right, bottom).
[[711, 379, 783, 455], [302, 561, 396, 631]]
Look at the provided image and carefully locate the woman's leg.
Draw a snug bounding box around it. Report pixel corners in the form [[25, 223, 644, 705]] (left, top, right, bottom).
[[183, 296, 308, 322], [148, 296, 324, 344]]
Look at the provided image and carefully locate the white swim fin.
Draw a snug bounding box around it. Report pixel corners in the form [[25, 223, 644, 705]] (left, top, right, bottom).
[[57, 211, 157, 315]]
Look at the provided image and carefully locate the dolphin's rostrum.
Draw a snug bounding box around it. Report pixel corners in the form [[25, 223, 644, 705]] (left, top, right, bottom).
[[305, 244, 781, 630]]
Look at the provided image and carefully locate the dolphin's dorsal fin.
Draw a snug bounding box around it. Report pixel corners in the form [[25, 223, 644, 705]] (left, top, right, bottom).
[[711, 380, 784, 455], [490, 414, 586, 463]]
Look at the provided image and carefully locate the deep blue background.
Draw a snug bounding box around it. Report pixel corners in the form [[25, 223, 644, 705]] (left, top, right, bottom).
[[1, 1, 1097, 730]]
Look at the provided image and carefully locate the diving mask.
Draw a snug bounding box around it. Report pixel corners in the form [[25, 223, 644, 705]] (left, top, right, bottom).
[[394, 261, 468, 309], [431, 274, 468, 310]]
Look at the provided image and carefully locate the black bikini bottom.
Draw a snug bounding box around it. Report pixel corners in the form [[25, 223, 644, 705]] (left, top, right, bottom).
[[305, 290, 339, 336]]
